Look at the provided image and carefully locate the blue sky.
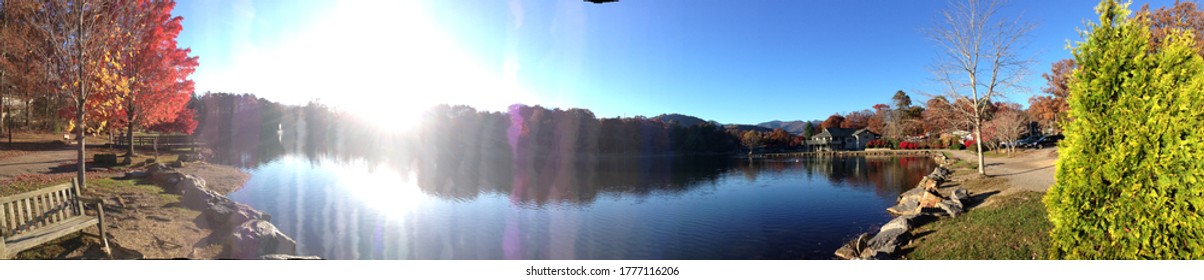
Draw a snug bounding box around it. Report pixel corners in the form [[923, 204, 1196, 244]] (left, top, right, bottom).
[[174, 0, 1182, 126]]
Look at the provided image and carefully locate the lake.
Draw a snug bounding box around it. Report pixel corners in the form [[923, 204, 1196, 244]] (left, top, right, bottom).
[[225, 154, 936, 259]]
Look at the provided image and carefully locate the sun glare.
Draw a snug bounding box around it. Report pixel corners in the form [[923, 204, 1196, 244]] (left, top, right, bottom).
[[311, 1, 534, 133]]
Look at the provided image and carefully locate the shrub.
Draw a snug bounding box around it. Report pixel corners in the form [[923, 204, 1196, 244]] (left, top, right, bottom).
[[951, 142, 965, 150], [1045, 0, 1204, 259], [866, 139, 888, 148]]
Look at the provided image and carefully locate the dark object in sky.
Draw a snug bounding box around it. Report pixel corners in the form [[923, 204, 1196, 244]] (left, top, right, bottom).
[[585, 0, 618, 4]]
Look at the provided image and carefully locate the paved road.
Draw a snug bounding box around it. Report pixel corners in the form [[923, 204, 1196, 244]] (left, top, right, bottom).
[[0, 149, 78, 180], [945, 147, 1058, 193]]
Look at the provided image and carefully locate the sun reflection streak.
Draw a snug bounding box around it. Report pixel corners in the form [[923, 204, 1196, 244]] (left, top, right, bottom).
[[335, 160, 427, 220]]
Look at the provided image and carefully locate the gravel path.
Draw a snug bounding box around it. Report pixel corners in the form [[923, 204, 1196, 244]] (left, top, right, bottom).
[[0, 148, 78, 180], [945, 147, 1058, 193]]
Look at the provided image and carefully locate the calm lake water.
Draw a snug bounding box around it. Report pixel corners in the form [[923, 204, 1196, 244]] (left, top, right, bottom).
[[227, 155, 935, 259]]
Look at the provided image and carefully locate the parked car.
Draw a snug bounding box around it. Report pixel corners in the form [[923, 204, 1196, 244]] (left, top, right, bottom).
[[1003, 135, 1040, 149], [1027, 134, 1064, 148]]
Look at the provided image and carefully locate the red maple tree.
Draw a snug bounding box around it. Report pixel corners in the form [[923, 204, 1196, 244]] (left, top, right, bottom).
[[116, 0, 198, 160]]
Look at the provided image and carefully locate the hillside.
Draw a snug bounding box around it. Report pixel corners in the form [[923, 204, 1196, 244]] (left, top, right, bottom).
[[757, 120, 813, 135], [723, 124, 773, 134], [651, 114, 711, 127]]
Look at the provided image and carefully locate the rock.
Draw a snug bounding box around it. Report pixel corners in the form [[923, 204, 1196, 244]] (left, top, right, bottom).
[[936, 199, 964, 217], [204, 202, 271, 230], [123, 170, 148, 179], [950, 187, 969, 204], [169, 160, 184, 168], [927, 168, 951, 184], [181, 181, 226, 210], [222, 220, 297, 259], [880, 215, 914, 233], [886, 199, 920, 216], [150, 170, 185, 187], [898, 187, 926, 203], [173, 174, 207, 195], [259, 254, 322, 260], [865, 226, 908, 258], [918, 177, 940, 191], [918, 190, 946, 209], [835, 233, 870, 260]]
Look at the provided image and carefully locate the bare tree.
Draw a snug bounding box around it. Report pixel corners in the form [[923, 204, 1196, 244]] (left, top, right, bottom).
[[987, 108, 1028, 154], [928, 0, 1034, 175]]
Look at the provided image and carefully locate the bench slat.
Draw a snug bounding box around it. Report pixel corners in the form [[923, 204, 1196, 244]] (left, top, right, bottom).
[[54, 191, 66, 222], [1, 216, 98, 258], [0, 182, 72, 204], [0, 203, 8, 238], [23, 199, 33, 232], [34, 195, 45, 227]]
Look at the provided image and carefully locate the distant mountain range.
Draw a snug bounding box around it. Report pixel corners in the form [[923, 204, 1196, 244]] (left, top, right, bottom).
[[756, 120, 815, 135], [649, 114, 818, 135]]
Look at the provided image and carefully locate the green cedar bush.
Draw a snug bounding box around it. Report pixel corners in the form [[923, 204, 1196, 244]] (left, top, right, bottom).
[[1045, 0, 1204, 259]]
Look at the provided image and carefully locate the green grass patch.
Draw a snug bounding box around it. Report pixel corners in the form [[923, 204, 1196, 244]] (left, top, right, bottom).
[[903, 191, 1052, 260], [90, 178, 132, 189], [159, 193, 181, 204], [171, 207, 200, 217]]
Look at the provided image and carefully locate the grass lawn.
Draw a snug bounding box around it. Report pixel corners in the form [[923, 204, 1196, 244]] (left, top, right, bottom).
[[901, 191, 1052, 259]]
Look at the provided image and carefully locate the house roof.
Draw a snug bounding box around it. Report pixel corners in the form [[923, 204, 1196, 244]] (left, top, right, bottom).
[[813, 127, 858, 138], [813, 127, 878, 139], [853, 128, 878, 136]]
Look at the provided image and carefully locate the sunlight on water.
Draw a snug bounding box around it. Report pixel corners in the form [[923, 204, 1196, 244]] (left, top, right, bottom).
[[333, 162, 427, 220]]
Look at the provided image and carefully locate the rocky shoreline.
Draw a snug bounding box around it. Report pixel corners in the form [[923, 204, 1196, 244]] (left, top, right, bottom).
[[834, 153, 969, 260], [134, 163, 319, 259]]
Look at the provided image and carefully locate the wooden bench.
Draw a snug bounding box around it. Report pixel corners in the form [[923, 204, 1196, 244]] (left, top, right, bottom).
[[0, 178, 109, 259]]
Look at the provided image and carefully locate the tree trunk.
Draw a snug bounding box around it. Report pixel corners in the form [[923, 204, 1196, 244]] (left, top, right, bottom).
[[76, 105, 86, 190], [125, 118, 135, 164], [76, 6, 86, 190], [974, 115, 985, 175]]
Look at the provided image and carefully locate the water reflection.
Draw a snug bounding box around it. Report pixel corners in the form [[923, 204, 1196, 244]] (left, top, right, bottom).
[[228, 153, 934, 259], [198, 95, 939, 259]]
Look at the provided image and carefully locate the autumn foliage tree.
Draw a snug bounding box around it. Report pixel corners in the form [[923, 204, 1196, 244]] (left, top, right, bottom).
[[820, 113, 844, 129], [115, 0, 198, 162], [1139, 0, 1204, 55], [1028, 59, 1074, 133]]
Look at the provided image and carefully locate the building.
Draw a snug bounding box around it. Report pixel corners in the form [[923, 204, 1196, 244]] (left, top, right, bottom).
[[807, 127, 879, 151]]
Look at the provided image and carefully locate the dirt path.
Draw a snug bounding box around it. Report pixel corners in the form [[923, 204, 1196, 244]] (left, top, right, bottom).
[[0, 148, 77, 179], [944, 147, 1058, 193]]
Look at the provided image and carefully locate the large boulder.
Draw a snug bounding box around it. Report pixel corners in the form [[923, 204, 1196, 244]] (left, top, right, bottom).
[[918, 190, 946, 209], [222, 220, 297, 259], [860, 215, 915, 259], [147, 163, 172, 174], [950, 187, 969, 204], [150, 170, 186, 187], [887, 199, 920, 216], [898, 187, 926, 203], [203, 202, 272, 230], [834, 233, 870, 260], [181, 182, 227, 210], [917, 176, 940, 191], [927, 167, 951, 183], [170, 174, 206, 195], [936, 200, 964, 217]]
